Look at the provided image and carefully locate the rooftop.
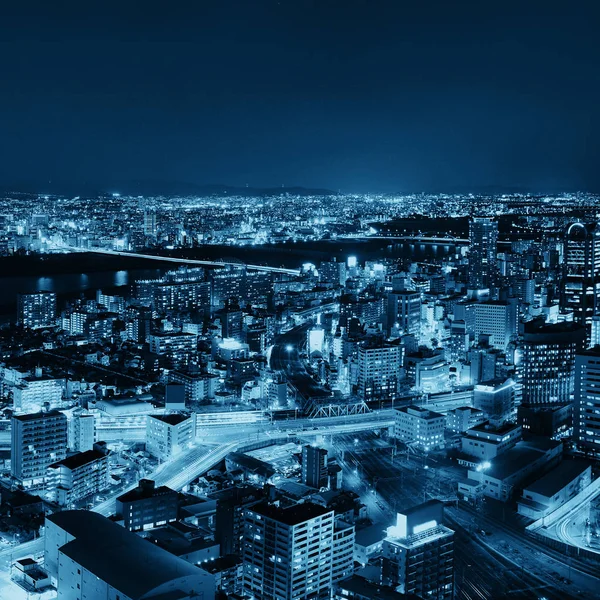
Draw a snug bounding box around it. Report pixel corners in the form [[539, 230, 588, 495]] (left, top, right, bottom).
[[12, 410, 65, 422], [150, 413, 191, 426], [249, 501, 332, 526], [48, 511, 211, 600], [524, 460, 591, 499], [48, 449, 106, 471], [355, 523, 387, 547]]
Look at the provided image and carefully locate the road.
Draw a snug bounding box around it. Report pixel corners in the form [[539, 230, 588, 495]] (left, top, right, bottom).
[[0, 417, 394, 577]]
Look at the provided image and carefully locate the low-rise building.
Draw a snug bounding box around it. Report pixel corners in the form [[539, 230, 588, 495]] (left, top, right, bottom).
[[116, 479, 179, 531], [44, 510, 215, 599], [354, 523, 387, 565], [46, 446, 109, 506], [146, 413, 196, 461], [458, 438, 563, 502], [517, 460, 592, 520], [394, 406, 445, 451], [459, 422, 522, 465]]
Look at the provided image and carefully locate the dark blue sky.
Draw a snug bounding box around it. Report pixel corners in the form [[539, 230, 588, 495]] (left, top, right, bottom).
[[1, 1, 599, 193]]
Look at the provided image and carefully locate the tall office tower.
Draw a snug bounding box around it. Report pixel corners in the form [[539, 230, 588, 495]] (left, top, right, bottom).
[[473, 378, 515, 426], [521, 320, 586, 406], [382, 500, 454, 599], [357, 342, 403, 402], [574, 348, 600, 452], [472, 300, 517, 350], [302, 445, 328, 489], [319, 258, 347, 286], [11, 410, 67, 488], [387, 289, 421, 337], [469, 217, 498, 290], [561, 222, 600, 326], [143, 210, 157, 236], [243, 502, 335, 600], [17, 292, 57, 329]]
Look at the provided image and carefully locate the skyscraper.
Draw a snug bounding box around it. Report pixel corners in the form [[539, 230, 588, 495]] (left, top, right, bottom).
[[561, 221, 600, 326], [469, 217, 498, 290], [521, 320, 586, 406], [17, 292, 57, 329]]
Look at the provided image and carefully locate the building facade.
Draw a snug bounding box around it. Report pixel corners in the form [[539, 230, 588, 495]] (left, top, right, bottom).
[[382, 500, 454, 600], [11, 410, 68, 488], [243, 502, 335, 600], [394, 406, 445, 451]]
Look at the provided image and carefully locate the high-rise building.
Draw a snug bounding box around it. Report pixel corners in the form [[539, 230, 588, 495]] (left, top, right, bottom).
[[387, 289, 421, 337], [212, 484, 264, 556], [11, 410, 68, 488], [66, 408, 95, 452], [148, 331, 197, 369], [382, 500, 454, 599], [12, 374, 63, 414], [521, 320, 586, 406], [143, 210, 157, 236], [243, 502, 335, 600], [357, 342, 402, 402], [469, 217, 498, 290], [574, 348, 600, 453], [17, 292, 57, 329], [302, 445, 328, 489], [319, 259, 347, 286], [561, 221, 600, 326]]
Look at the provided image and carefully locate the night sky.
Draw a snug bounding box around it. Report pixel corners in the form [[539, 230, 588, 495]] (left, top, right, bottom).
[[1, 1, 599, 193]]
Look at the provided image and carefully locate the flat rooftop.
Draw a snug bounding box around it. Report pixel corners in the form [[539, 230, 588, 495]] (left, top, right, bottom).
[[49, 449, 105, 470], [150, 413, 191, 426], [524, 460, 591, 499], [250, 501, 332, 526]]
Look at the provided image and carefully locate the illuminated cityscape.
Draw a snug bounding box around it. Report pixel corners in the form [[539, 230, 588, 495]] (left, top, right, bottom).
[[2, 2, 600, 600]]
